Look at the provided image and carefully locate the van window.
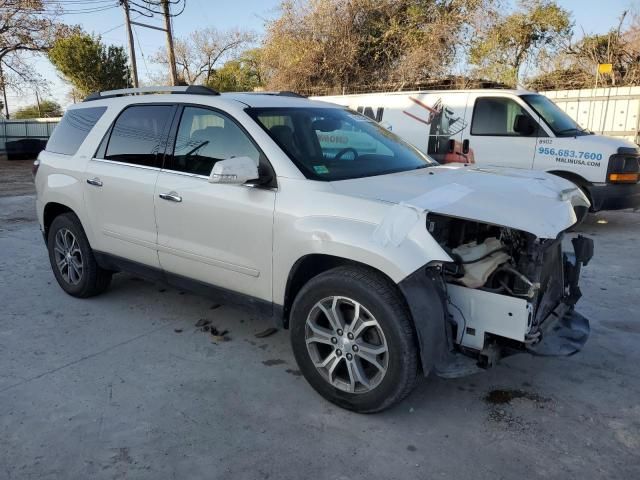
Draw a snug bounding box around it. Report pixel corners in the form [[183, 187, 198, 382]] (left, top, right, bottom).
[[167, 107, 260, 176], [46, 107, 107, 155], [471, 97, 534, 136], [104, 105, 173, 167]]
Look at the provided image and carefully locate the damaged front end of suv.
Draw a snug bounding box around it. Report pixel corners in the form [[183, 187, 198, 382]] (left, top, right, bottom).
[[400, 212, 593, 378]]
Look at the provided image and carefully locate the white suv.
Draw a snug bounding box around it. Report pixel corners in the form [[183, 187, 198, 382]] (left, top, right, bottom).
[[35, 86, 594, 412]]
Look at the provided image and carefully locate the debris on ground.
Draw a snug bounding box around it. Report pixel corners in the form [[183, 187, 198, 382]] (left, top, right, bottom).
[[285, 369, 302, 376], [174, 328, 183, 333], [210, 304, 221, 310], [484, 389, 550, 405], [262, 359, 286, 366], [195, 318, 211, 328], [209, 326, 230, 342], [255, 327, 278, 338]]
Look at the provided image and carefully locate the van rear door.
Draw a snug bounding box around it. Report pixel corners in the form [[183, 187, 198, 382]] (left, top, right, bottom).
[[463, 93, 542, 169]]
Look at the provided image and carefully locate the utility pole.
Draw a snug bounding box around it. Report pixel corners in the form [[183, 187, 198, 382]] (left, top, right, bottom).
[[121, 0, 139, 88], [0, 62, 9, 119], [35, 89, 42, 117], [161, 0, 178, 86]]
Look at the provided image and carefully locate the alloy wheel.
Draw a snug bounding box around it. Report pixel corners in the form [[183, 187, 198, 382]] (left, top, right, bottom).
[[53, 228, 84, 285], [305, 296, 389, 394]]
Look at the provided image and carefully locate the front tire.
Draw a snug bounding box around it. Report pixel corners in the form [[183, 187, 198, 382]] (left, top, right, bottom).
[[290, 266, 419, 413], [47, 213, 112, 298]]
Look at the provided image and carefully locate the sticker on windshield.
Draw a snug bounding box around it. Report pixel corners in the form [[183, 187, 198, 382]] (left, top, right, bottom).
[[313, 165, 330, 174]]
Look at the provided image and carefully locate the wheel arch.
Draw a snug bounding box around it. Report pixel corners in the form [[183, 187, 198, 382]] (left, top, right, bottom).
[[43, 202, 75, 238], [546, 170, 592, 194], [281, 254, 447, 377], [281, 254, 401, 328], [546, 170, 594, 212]]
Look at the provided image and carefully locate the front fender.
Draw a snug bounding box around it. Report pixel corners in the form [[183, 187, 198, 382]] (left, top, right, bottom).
[[272, 210, 452, 306]]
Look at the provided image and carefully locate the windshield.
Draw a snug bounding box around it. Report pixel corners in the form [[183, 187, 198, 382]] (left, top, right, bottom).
[[521, 94, 590, 137], [247, 107, 437, 181]]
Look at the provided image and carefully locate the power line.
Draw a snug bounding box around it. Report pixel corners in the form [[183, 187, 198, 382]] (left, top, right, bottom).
[[132, 25, 151, 79], [0, 3, 121, 15]]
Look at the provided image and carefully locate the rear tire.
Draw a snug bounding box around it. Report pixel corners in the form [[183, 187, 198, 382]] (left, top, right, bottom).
[[290, 265, 419, 413], [47, 213, 112, 298]]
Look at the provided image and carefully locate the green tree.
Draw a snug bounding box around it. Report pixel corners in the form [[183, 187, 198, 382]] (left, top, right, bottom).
[[469, 0, 572, 87], [206, 49, 264, 92], [13, 100, 62, 119], [48, 32, 131, 97]]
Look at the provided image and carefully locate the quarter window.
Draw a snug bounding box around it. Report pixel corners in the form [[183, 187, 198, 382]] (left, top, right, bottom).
[[104, 105, 174, 167], [471, 97, 535, 136], [46, 106, 107, 155], [168, 106, 260, 176]]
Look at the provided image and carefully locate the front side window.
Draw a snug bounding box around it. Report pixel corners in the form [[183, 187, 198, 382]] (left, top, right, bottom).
[[104, 105, 174, 167], [471, 97, 535, 136], [521, 94, 590, 137], [167, 106, 260, 176], [247, 107, 435, 181], [46, 106, 107, 155]]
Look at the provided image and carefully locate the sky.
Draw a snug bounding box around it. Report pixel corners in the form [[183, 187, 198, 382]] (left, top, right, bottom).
[[7, 0, 639, 114]]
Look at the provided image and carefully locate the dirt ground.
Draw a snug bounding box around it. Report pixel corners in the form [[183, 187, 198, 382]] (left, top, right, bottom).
[[0, 158, 35, 197], [1, 161, 639, 479]]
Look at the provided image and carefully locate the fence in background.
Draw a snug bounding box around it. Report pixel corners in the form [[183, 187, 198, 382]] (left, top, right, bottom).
[[542, 86, 640, 144], [0, 118, 60, 160]]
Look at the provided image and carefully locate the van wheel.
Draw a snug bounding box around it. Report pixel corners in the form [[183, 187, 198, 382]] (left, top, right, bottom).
[[47, 213, 112, 298], [290, 266, 419, 413]]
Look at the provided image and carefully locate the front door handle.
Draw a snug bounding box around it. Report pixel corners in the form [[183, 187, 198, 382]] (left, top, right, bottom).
[[159, 191, 182, 203], [86, 177, 103, 187]]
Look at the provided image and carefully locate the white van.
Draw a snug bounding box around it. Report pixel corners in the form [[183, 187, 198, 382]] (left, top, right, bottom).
[[317, 90, 640, 213]]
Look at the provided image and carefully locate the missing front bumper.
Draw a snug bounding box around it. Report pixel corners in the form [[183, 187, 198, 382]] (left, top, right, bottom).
[[526, 304, 590, 356]]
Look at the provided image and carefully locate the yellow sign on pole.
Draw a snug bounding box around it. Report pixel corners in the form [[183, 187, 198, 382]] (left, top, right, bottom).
[[598, 63, 613, 74]]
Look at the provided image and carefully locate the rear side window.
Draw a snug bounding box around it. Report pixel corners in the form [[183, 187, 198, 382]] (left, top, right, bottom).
[[104, 105, 174, 167], [471, 97, 532, 136], [46, 107, 107, 155]]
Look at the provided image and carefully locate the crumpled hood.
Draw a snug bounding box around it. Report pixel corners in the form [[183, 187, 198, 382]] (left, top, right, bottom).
[[330, 165, 590, 238]]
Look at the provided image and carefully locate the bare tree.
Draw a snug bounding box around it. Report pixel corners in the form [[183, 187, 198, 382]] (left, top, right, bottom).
[[260, 0, 493, 94], [528, 11, 640, 90], [0, 1, 69, 89], [152, 28, 255, 85]]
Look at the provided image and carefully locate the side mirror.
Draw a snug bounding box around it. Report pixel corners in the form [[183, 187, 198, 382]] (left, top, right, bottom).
[[208, 156, 259, 185], [513, 114, 536, 136]]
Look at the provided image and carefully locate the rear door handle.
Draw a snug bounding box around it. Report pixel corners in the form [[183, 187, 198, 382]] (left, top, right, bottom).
[[159, 191, 182, 203], [86, 177, 103, 187]]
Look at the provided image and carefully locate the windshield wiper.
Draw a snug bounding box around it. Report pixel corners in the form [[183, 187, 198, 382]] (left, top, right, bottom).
[[556, 126, 589, 136]]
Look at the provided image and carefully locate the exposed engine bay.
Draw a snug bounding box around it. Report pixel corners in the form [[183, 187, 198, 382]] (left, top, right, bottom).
[[426, 213, 594, 363]]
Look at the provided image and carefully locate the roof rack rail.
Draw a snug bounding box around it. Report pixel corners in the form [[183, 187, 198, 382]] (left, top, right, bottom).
[[232, 91, 306, 98], [83, 85, 220, 102], [273, 91, 306, 98]]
